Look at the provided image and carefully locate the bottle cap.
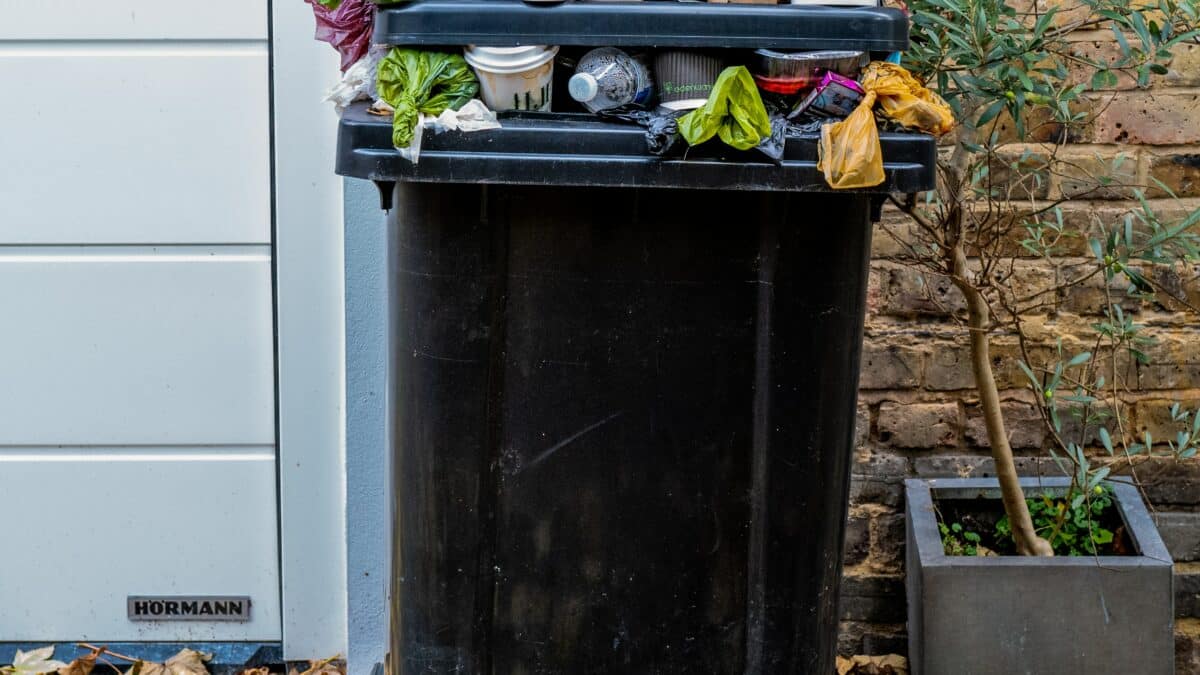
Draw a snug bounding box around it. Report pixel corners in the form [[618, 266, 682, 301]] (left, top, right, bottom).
[[568, 73, 599, 103]]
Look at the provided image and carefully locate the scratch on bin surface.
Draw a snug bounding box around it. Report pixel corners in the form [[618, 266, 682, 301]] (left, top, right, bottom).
[[523, 411, 625, 472]]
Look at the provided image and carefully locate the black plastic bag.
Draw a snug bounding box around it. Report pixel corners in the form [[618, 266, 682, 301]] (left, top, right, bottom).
[[598, 107, 686, 156]]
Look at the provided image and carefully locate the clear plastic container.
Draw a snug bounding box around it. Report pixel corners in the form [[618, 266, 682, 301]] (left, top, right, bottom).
[[567, 47, 654, 113]]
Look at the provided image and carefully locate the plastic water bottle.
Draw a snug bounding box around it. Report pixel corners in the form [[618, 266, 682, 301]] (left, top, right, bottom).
[[568, 48, 654, 113]]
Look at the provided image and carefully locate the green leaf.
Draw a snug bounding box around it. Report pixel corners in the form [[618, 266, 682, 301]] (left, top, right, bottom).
[[1099, 427, 1114, 454], [1067, 352, 1093, 367], [1018, 361, 1042, 391], [1072, 492, 1086, 510], [1088, 466, 1111, 490], [1113, 26, 1132, 56], [976, 99, 1007, 127]]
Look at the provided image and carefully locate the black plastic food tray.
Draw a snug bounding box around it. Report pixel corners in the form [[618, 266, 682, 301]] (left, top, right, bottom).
[[336, 104, 936, 194], [373, 0, 909, 52]]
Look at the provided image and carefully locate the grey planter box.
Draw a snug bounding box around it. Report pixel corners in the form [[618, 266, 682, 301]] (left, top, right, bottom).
[[905, 477, 1174, 675]]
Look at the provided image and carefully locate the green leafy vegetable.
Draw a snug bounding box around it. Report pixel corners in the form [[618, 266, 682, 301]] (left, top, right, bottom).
[[377, 48, 479, 149]]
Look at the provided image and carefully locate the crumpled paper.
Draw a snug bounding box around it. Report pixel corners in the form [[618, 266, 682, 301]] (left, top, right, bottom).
[[398, 99, 500, 164], [428, 100, 500, 134], [325, 46, 388, 111], [305, 0, 374, 72]]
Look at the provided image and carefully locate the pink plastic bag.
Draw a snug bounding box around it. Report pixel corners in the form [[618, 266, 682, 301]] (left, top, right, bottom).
[[306, 0, 375, 73]]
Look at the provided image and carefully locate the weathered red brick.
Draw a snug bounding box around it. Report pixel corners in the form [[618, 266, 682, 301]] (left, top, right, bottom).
[[859, 343, 924, 390], [1090, 91, 1200, 145], [1148, 151, 1200, 198], [878, 402, 959, 448], [964, 401, 1048, 449]]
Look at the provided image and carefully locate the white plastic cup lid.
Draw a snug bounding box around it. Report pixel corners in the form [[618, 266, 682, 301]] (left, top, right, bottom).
[[568, 73, 599, 103], [464, 45, 558, 74]]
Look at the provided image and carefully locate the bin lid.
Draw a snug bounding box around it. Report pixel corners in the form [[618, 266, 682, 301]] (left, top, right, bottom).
[[372, 0, 910, 52], [335, 104, 936, 195]]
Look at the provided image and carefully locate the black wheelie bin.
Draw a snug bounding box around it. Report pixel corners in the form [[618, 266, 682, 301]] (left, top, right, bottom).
[[336, 2, 936, 673]]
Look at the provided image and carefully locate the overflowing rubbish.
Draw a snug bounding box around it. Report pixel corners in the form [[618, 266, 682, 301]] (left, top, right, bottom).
[[818, 61, 954, 189], [305, 0, 374, 73], [569, 48, 654, 113], [309, 2, 957, 186]]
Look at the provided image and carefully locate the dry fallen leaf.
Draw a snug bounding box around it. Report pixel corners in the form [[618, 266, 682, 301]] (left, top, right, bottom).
[[836, 654, 909, 675], [239, 668, 270, 675], [288, 656, 344, 675], [57, 651, 97, 675], [125, 648, 210, 675], [163, 649, 210, 675], [12, 648, 68, 675], [975, 544, 999, 557]]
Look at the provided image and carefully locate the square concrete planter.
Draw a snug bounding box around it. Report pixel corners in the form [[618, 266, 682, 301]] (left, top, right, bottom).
[[906, 477, 1174, 675]]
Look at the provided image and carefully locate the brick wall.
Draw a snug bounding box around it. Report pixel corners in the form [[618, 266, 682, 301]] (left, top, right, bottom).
[[839, 31, 1200, 671]]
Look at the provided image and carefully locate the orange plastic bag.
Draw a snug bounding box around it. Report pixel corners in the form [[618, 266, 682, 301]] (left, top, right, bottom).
[[818, 62, 954, 189]]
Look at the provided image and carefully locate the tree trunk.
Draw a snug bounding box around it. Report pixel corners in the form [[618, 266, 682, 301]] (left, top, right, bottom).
[[950, 243, 1054, 557]]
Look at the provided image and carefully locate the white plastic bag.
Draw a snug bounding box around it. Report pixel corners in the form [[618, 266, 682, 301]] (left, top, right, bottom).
[[400, 99, 500, 164]]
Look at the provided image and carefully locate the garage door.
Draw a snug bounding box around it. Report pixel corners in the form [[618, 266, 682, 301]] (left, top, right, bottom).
[[0, 0, 279, 642]]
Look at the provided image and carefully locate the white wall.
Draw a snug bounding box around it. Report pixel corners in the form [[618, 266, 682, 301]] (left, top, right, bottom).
[[271, 0, 350, 661], [0, 0, 279, 642]]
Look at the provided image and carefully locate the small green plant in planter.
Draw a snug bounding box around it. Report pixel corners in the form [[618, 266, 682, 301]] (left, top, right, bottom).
[[892, 0, 1200, 671], [939, 484, 1121, 557], [938, 520, 985, 556]]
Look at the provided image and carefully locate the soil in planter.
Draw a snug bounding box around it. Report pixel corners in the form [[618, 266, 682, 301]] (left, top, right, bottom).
[[934, 485, 1134, 557]]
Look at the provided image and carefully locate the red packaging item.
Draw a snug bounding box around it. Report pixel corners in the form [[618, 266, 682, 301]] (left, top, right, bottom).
[[787, 70, 865, 120], [306, 0, 375, 73]]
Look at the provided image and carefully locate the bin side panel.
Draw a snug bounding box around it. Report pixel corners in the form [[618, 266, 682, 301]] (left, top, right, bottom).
[[391, 183, 503, 674], [389, 186, 873, 675], [489, 187, 761, 674], [754, 195, 873, 674]]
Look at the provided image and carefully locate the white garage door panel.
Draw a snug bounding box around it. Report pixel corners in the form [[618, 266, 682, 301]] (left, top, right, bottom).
[[0, 249, 274, 445], [0, 453, 281, 641], [0, 45, 269, 244], [0, 1, 268, 41]]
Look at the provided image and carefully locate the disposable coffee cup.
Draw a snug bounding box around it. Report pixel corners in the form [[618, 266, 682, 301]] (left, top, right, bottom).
[[464, 45, 559, 112], [654, 51, 724, 111]]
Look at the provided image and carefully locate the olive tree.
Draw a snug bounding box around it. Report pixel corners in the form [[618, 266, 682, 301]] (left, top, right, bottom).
[[888, 0, 1200, 555]]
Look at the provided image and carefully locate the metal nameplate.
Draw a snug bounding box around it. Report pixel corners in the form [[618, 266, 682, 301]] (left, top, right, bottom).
[[127, 596, 252, 622]]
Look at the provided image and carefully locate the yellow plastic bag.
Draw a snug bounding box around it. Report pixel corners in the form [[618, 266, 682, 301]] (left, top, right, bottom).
[[819, 90, 885, 189], [863, 62, 956, 136], [678, 66, 773, 151], [818, 62, 954, 189]]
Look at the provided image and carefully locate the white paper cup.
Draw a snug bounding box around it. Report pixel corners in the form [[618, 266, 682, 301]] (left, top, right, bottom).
[[464, 45, 559, 112]]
